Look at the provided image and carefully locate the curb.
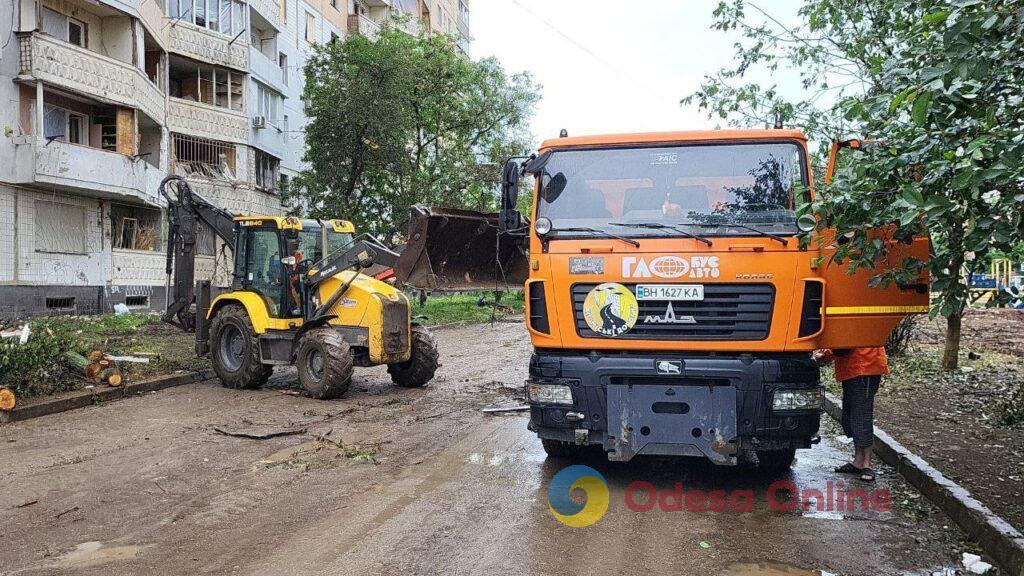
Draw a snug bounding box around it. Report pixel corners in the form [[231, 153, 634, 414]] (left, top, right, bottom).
[[824, 392, 1024, 576], [0, 369, 215, 424]]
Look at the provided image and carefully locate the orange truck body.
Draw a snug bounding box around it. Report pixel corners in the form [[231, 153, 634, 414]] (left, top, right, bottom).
[[525, 129, 929, 354]]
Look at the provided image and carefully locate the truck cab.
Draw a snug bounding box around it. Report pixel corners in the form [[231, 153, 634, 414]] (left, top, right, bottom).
[[519, 130, 928, 466]]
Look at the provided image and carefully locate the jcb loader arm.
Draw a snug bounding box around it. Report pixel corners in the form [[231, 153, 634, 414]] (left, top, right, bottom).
[[160, 176, 237, 332], [393, 206, 529, 291]]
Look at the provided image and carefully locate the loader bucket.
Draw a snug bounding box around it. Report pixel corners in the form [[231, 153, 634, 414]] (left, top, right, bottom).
[[394, 206, 529, 291]]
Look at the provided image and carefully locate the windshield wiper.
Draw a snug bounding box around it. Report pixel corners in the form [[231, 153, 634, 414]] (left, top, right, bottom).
[[609, 222, 713, 247], [554, 227, 640, 247], [693, 221, 789, 246]]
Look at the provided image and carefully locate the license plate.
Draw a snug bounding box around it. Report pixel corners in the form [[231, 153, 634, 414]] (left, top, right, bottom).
[[635, 284, 704, 301]]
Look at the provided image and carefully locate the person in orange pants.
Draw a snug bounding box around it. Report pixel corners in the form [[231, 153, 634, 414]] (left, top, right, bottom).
[[814, 347, 889, 482]]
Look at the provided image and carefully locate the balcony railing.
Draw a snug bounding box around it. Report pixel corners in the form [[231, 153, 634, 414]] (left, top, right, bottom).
[[348, 13, 382, 39], [18, 32, 165, 124], [30, 141, 166, 204], [167, 98, 249, 144], [168, 22, 248, 71], [248, 47, 285, 91]]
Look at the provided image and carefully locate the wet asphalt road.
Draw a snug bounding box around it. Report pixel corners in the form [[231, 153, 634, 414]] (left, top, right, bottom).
[[0, 323, 969, 576]]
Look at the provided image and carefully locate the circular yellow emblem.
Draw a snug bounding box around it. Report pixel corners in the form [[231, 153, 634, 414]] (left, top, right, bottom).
[[582, 283, 639, 337]]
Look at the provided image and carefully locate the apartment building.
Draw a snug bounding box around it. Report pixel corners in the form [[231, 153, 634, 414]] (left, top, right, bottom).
[[0, 0, 470, 319]]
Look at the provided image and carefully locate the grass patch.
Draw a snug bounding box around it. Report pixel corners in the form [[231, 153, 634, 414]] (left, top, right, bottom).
[[0, 314, 205, 400], [409, 291, 525, 327]]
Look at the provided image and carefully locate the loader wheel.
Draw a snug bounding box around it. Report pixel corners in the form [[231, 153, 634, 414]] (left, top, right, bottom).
[[387, 326, 439, 388], [210, 304, 272, 390], [296, 328, 354, 400]]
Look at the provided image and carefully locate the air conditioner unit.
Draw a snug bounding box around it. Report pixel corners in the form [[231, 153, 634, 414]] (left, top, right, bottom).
[[252, 116, 267, 129]]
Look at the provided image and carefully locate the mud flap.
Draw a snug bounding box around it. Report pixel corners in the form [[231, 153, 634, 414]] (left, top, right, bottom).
[[393, 206, 529, 291], [606, 385, 738, 465]]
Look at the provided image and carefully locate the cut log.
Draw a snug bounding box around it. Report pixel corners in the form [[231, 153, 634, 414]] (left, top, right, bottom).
[[85, 362, 103, 379], [86, 350, 104, 362], [99, 367, 123, 387], [65, 351, 90, 371], [0, 387, 16, 411]]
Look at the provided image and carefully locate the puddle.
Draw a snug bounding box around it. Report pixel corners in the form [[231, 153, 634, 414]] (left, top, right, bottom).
[[724, 562, 819, 576], [54, 541, 149, 569]]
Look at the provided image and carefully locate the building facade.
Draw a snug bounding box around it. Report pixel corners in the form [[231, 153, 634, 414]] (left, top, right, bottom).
[[0, 0, 470, 319]]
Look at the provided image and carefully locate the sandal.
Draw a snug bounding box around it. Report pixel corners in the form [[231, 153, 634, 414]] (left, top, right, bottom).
[[834, 462, 863, 474], [859, 468, 876, 482]]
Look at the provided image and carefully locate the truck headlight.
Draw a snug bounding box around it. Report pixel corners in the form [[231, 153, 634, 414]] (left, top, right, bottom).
[[527, 382, 574, 405], [772, 388, 823, 412]]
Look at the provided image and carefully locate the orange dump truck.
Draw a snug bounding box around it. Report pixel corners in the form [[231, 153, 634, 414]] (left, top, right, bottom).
[[396, 129, 928, 469]]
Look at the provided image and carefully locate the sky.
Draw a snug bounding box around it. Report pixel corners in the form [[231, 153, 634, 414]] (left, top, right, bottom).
[[471, 0, 803, 146]]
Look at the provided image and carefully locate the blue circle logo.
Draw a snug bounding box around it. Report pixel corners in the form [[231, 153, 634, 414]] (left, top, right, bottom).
[[547, 464, 609, 527]]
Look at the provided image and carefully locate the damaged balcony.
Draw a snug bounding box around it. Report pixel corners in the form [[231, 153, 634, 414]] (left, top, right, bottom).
[[11, 81, 166, 204], [16, 31, 165, 125], [166, 55, 249, 144]]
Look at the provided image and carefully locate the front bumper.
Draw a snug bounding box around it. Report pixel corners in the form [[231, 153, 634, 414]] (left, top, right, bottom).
[[527, 351, 822, 465]]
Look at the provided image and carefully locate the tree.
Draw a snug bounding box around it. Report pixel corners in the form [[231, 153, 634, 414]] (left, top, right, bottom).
[[687, 0, 1024, 369], [292, 25, 541, 241]]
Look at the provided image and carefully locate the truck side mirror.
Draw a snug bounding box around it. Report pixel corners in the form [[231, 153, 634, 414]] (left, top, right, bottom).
[[499, 159, 523, 233]]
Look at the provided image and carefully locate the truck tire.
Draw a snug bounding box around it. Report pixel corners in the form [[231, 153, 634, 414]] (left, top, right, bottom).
[[296, 328, 354, 400], [757, 448, 797, 474], [387, 326, 439, 388], [210, 304, 272, 390]]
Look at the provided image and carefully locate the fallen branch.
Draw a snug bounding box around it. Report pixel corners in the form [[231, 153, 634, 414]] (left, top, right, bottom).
[[55, 506, 79, 518], [214, 427, 308, 440], [482, 405, 530, 414]]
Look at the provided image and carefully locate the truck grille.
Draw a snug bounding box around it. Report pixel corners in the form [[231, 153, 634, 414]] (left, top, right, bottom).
[[571, 283, 774, 341]]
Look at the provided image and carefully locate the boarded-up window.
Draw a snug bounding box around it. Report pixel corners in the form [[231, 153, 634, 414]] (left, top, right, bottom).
[[35, 201, 88, 254], [112, 204, 162, 251]]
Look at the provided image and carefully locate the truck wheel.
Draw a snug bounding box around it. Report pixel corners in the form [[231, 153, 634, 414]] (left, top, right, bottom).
[[757, 448, 797, 474], [387, 326, 439, 388], [210, 304, 272, 390], [296, 328, 354, 400]]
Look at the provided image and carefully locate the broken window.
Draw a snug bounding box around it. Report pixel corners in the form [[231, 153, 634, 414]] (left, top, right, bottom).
[[254, 149, 280, 193], [169, 56, 244, 112], [171, 133, 237, 180], [112, 204, 163, 252]]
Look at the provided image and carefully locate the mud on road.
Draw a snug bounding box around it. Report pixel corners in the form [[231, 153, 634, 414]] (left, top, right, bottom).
[[1, 322, 978, 576]]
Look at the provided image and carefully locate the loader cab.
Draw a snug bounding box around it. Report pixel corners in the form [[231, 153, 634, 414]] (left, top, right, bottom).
[[232, 217, 356, 319]]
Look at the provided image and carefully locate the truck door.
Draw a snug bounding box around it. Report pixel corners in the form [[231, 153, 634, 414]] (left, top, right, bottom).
[[817, 228, 930, 349]]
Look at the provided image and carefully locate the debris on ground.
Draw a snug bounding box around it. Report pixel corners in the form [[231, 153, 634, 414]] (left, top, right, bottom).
[[213, 426, 308, 440], [105, 355, 152, 364], [961, 552, 993, 574], [482, 405, 530, 414], [17, 499, 38, 508]]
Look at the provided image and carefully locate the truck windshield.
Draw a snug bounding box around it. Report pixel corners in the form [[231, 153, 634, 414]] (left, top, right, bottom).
[[536, 142, 807, 239]]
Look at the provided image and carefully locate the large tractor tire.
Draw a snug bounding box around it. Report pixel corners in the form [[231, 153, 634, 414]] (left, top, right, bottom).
[[295, 328, 354, 400], [387, 326, 439, 388], [210, 304, 273, 390]]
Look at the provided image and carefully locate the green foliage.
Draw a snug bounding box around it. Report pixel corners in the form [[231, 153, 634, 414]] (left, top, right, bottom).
[[410, 291, 525, 326], [0, 325, 76, 397], [994, 385, 1024, 428], [0, 314, 180, 399], [293, 26, 541, 242], [689, 0, 1024, 368]]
